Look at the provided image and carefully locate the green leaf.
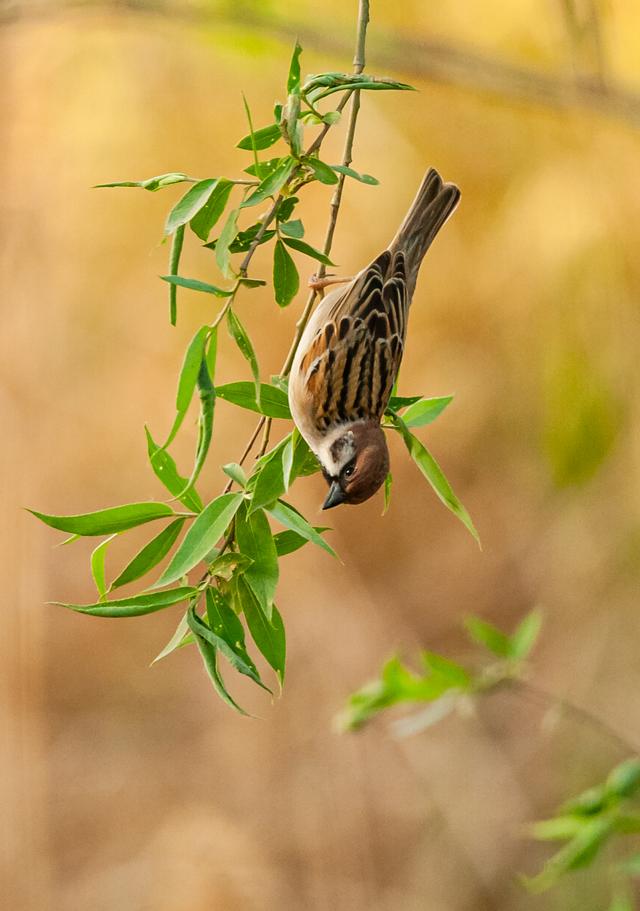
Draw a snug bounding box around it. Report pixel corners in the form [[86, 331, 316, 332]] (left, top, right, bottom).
[[383, 473, 392, 515], [151, 610, 193, 664], [215, 382, 291, 419], [95, 172, 192, 191], [235, 577, 286, 684], [222, 463, 247, 488], [168, 225, 185, 326], [282, 236, 334, 266], [273, 527, 329, 556], [509, 609, 543, 660], [401, 396, 454, 428], [392, 415, 479, 545], [330, 164, 379, 185], [226, 309, 261, 409], [422, 652, 471, 688], [29, 502, 174, 536], [241, 158, 296, 209], [160, 275, 233, 298], [279, 219, 304, 238], [152, 492, 243, 588], [161, 325, 210, 449], [464, 616, 512, 658], [244, 158, 281, 180], [277, 196, 298, 221], [216, 208, 239, 278], [208, 552, 253, 581], [165, 178, 218, 235], [387, 394, 422, 410], [235, 504, 279, 619], [239, 278, 267, 288], [529, 816, 585, 841], [237, 123, 281, 151], [523, 817, 614, 893], [560, 785, 609, 817], [305, 157, 339, 185], [179, 356, 216, 497], [205, 587, 269, 691], [145, 427, 203, 513], [54, 587, 197, 617], [273, 240, 299, 307], [287, 40, 303, 93], [110, 518, 186, 591], [189, 179, 233, 242], [188, 604, 249, 715], [90, 535, 116, 599], [249, 437, 289, 513], [304, 73, 415, 102], [210, 222, 275, 253], [268, 500, 337, 558], [607, 759, 640, 799]]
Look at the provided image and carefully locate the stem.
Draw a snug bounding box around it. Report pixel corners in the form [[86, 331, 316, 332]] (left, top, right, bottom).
[[280, 1, 369, 378], [510, 679, 640, 756]]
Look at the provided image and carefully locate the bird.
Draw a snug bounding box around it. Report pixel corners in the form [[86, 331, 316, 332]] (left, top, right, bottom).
[[288, 168, 461, 509]]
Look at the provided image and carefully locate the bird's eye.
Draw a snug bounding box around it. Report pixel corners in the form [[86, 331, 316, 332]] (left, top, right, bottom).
[[343, 464, 355, 479]]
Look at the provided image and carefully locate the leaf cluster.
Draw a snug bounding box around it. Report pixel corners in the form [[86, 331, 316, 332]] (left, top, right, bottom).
[[31, 42, 477, 713]]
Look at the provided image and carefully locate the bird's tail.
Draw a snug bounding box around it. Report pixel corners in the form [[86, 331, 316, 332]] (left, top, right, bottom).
[[388, 168, 460, 297]]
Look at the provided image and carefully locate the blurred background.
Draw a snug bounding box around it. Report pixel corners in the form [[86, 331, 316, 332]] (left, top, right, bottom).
[[3, 1, 640, 908]]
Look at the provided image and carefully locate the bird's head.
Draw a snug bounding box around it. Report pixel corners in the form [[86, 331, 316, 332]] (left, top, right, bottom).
[[321, 421, 390, 509]]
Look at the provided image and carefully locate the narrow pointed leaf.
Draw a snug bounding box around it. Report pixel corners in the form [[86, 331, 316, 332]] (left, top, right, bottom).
[[168, 225, 184, 325], [287, 40, 303, 93], [29, 502, 174, 536], [330, 164, 379, 185], [215, 382, 291, 418], [509, 609, 543, 660], [190, 179, 233, 241], [95, 172, 192, 191], [54, 586, 197, 617], [465, 616, 511, 657], [226, 309, 260, 408], [279, 219, 304, 239], [222, 463, 247, 488], [161, 325, 210, 448], [305, 157, 339, 185], [267, 500, 337, 558], [90, 535, 117, 598], [188, 605, 248, 715], [215, 208, 239, 278], [151, 610, 193, 664], [145, 427, 203, 513], [235, 577, 285, 683], [152, 493, 243, 588], [165, 178, 217, 235], [282, 236, 334, 266], [274, 527, 329, 557], [237, 123, 281, 151], [241, 158, 296, 209], [392, 416, 479, 544], [273, 239, 299, 307], [160, 276, 233, 298], [401, 395, 454, 428], [235, 505, 279, 619], [111, 518, 186, 591], [205, 588, 269, 691]]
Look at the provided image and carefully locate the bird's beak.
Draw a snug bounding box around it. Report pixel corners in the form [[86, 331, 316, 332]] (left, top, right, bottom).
[[322, 481, 346, 510]]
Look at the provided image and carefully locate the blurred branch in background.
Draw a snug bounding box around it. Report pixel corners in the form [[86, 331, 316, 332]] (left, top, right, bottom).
[[4, 0, 640, 128]]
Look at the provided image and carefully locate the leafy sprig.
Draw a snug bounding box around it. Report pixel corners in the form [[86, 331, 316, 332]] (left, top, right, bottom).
[[31, 30, 476, 712]]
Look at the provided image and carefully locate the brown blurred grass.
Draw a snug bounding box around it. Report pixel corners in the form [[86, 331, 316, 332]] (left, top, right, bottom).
[[2, 2, 640, 909]]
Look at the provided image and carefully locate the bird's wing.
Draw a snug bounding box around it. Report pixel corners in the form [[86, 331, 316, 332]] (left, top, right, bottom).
[[298, 251, 407, 431]]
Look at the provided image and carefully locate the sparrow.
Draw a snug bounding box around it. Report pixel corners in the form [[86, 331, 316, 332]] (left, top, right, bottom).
[[288, 168, 461, 509]]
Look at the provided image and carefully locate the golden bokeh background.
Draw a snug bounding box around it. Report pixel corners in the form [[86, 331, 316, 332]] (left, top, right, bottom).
[[3, 1, 640, 908]]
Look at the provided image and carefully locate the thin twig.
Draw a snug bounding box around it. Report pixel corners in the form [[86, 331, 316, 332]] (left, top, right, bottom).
[[510, 679, 640, 756]]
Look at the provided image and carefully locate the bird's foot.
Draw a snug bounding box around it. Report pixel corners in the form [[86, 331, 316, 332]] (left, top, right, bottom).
[[308, 273, 353, 292]]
